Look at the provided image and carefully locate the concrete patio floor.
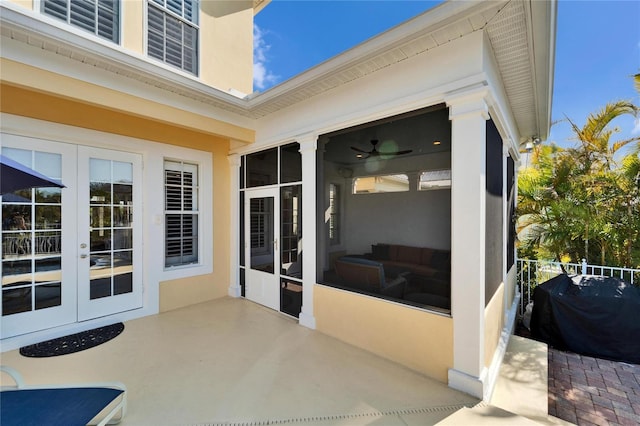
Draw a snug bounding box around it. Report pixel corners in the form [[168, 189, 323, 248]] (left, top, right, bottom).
[[1, 297, 481, 425]]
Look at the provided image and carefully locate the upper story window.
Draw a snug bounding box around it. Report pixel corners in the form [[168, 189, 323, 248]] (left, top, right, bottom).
[[42, 0, 120, 43], [147, 0, 199, 75]]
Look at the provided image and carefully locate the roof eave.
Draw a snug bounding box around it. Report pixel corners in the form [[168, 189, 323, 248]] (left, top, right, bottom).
[[253, 0, 271, 15], [529, 0, 557, 142]]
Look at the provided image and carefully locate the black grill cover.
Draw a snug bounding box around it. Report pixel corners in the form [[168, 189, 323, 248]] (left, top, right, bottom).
[[530, 274, 640, 364]]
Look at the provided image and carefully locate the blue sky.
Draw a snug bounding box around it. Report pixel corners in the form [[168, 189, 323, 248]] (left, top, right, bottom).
[[254, 0, 640, 149]]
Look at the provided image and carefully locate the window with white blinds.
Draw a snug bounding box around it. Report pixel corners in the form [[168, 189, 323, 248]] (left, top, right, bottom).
[[164, 160, 199, 268], [42, 0, 119, 43], [147, 0, 199, 75]]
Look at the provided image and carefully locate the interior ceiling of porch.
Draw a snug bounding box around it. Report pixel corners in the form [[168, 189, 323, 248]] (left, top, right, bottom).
[[322, 105, 451, 165]]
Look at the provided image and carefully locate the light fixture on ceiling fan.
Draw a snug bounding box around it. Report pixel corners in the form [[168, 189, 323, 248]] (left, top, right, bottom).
[[350, 139, 412, 159]]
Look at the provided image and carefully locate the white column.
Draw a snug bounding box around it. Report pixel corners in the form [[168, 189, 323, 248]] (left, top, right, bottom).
[[298, 134, 318, 329], [446, 87, 489, 399], [502, 142, 511, 317], [227, 153, 242, 297]]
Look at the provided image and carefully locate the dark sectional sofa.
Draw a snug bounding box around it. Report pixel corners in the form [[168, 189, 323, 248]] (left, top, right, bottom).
[[334, 256, 406, 299], [329, 243, 452, 310], [369, 243, 450, 280]]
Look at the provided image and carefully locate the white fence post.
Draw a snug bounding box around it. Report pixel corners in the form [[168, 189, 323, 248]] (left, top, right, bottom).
[[581, 259, 587, 275]]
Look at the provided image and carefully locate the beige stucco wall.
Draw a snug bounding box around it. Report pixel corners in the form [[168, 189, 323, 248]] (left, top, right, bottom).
[[483, 283, 505, 368], [314, 284, 454, 383], [200, 1, 255, 94], [122, 1, 144, 54], [505, 264, 516, 308]]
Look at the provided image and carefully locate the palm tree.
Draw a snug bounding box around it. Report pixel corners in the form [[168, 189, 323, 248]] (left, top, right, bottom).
[[517, 145, 579, 262], [566, 101, 639, 172], [518, 100, 640, 266]]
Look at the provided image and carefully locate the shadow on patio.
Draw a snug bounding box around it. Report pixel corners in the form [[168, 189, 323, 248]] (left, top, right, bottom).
[[1, 297, 479, 425]]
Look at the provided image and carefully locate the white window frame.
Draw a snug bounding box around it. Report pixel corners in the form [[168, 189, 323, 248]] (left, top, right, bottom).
[[146, 0, 199, 75], [157, 149, 212, 282], [164, 159, 200, 268], [40, 0, 120, 44]]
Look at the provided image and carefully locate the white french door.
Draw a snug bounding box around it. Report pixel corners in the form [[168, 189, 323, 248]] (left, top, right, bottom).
[[1, 139, 77, 338], [244, 187, 280, 311], [77, 146, 143, 321], [1, 138, 143, 338]]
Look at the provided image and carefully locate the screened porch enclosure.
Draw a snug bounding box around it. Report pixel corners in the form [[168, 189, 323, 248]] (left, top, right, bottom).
[[317, 105, 453, 312]]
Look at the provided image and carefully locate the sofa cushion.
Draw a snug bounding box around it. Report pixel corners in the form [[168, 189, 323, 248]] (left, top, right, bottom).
[[388, 244, 399, 261], [396, 245, 422, 265], [371, 244, 390, 260], [420, 248, 434, 266]]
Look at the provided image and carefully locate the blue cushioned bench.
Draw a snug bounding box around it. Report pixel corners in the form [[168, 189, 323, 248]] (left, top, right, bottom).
[[1, 365, 127, 426]]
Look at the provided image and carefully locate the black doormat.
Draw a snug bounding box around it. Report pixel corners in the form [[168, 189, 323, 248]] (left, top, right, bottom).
[[19, 323, 124, 358]]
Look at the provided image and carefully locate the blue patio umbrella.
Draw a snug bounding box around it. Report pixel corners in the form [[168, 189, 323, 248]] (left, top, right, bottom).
[[0, 154, 65, 195]]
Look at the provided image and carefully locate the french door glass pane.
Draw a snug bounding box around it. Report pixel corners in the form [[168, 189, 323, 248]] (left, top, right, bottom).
[[89, 159, 134, 300], [1, 149, 63, 316]]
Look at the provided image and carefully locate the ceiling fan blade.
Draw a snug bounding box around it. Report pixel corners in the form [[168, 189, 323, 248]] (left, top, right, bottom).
[[379, 149, 413, 156], [350, 146, 369, 154]]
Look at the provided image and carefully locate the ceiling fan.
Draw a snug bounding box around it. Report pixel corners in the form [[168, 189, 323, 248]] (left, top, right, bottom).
[[350, 139, 412, 159]]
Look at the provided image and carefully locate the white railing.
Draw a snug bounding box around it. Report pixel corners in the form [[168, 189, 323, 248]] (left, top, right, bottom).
[[517, 258, 640, 316], [1, 234, 62, 261]]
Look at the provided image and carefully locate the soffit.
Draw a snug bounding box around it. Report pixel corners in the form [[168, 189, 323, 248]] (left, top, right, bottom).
[[253, 0, 271, 15], [0, 0, 554, 141]]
